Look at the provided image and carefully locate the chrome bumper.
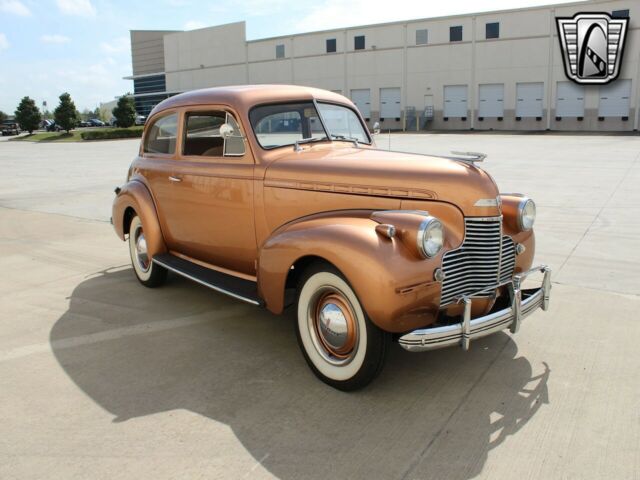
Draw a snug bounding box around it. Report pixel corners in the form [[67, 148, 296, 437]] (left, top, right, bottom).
[[398, 266, 551, 352]]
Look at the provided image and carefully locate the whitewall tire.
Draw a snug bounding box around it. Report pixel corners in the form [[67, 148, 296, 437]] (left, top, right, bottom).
[[128, 215, 167, 287], [296, 263, 389, 390]]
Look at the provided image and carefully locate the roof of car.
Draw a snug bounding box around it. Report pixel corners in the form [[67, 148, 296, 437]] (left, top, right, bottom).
[[149, 84, 353, 117]]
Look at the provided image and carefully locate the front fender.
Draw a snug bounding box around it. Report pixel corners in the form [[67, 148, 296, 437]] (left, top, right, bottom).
[[258, 214, 444, 333], [111, 180, 167, 259]]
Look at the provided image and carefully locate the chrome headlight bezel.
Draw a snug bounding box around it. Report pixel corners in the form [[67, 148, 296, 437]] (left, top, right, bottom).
[[517, 198, 536, 231], [417, 216, 445, 258]]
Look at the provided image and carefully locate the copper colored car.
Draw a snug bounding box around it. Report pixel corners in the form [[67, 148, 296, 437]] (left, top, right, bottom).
[[112, 85, 551, 390]]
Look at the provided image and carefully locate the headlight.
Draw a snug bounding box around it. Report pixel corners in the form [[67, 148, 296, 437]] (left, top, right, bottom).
[[518, 198, 536, 231], [417, 217, 445, 258]]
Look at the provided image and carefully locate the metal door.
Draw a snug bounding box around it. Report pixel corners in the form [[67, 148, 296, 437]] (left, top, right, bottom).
[[516, 82, 544, 117], [444, 85, 468, 118], [556, 81, 585, 117], [478, 84, 504, 118], [350, 89, 371, 119]]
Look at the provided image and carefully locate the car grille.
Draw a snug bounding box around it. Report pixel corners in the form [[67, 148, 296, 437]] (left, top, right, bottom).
[[440, 217, 516, 306]]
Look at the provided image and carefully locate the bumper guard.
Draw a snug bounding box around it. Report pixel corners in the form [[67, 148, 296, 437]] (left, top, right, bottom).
[[398, 265, 551, 352]]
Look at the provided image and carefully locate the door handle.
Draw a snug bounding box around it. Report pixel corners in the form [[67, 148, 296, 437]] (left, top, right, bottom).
[[168, 176, 182, 183]]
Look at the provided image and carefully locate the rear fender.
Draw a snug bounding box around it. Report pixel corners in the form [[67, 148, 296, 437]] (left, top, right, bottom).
[[112, 180, 167, 259]]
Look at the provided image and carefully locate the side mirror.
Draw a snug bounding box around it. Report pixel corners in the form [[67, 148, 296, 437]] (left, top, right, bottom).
[[219, 123, 235, 139], [372, 121, 381, 135]]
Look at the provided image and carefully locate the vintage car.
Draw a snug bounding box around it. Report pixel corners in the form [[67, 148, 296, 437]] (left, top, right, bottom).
[[112, 85, 551, 390]]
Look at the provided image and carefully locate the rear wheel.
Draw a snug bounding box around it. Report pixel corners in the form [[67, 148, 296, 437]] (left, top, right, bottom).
[[295, 263, 390, 391], [128, 215, 167, 287]]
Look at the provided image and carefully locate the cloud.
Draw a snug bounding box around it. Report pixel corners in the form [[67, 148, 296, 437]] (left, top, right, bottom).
[[100, 36, 129, 54], [0, 0, 30, 16], [41, 34, 71, 44], [55, 0, 96, 17], [0, 33, 8, 51], [184, 20, 206, 30]]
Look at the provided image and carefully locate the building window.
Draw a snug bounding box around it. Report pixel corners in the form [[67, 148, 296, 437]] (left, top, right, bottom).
[[326, 38, 337, 53], [450, 26, 463, 42], [354, 35, 365, 50], [416, 29, 428, 45], [612, 9, 629, 18], [486, 22, 499, 39], [275, 44, 285, 59]]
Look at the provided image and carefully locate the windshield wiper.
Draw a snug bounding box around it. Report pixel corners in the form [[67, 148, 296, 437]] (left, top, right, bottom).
[[294, 136, 328, 151], [330, 134, 360, 148]]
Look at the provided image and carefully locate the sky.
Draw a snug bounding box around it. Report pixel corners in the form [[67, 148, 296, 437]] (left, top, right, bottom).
[[0, 0, 583, 113]]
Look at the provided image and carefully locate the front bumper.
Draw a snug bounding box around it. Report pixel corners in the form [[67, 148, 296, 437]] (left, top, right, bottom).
[[398, 265, 551, 352]]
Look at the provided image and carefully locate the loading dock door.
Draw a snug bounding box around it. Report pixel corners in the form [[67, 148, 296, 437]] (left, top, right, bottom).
[[478, 84, 504, 118], [444, 85, 468, 118], [516, 82, 544, 117], [380, 87, 401, 119], [351, 89, 371, 119], [599, 79, 631, 117], [556, 81, 585, 117]]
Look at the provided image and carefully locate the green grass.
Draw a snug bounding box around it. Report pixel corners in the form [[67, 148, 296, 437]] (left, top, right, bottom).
[[11, 126, 144, 142], [11, 131, 84, 142]]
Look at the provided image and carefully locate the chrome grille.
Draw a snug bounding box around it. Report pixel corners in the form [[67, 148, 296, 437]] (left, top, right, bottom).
[[440, 218, 516, 306]]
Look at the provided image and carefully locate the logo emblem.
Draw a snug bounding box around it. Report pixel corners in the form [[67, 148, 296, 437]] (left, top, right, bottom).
[[556, 12, 628, 85]]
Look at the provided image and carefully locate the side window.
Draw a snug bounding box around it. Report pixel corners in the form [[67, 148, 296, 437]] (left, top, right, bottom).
[[183, 111, 245, 157], [144, 113, 178, 154]]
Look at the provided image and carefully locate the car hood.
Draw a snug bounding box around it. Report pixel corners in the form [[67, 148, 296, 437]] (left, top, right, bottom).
[[263, 145, 501, 216]]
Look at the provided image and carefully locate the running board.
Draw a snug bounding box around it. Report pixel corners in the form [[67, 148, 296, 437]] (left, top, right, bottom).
[[152, 253, 263, 306]]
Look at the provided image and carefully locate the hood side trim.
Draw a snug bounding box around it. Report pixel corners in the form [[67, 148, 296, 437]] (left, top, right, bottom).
[[265, 178, 438, 200]]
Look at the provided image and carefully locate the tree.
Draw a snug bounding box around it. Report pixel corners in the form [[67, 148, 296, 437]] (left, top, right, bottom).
[[14, 97, 42, 134], [54, 92, 78, 133], [0, 110, 7, 123], [112, 95, 136, 128]]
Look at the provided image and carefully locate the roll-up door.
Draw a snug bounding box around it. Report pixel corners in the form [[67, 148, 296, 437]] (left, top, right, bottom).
[[380, 87, 401, 119], [351, 89, 371, 119], [598, 79, 631, 117], [516, 82, 544, 118], [478, 84, 504, 118], [556, 81, 585, 117], [444, 85, 468, 118]]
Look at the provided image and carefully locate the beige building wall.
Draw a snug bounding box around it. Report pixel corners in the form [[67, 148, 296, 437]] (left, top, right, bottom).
[[131, 0, 639, 131]]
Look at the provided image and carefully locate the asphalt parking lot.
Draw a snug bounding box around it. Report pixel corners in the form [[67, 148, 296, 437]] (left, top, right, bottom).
[[1, 133, 639, 479]]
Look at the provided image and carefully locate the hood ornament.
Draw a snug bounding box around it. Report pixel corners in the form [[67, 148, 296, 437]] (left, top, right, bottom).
[[448, 151, 487, 165]]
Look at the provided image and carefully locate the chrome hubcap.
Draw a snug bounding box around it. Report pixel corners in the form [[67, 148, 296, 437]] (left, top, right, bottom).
[[312, 291, 357, 361], [319, 303, 349, 351], [133, 226, 150, 272]]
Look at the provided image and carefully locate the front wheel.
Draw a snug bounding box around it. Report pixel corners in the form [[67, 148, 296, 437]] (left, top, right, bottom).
[[128, 215, 167, 287], [296, 264, 390, 391]]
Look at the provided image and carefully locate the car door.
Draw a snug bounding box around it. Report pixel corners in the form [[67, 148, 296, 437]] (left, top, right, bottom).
[[157, 107, 257, 276]]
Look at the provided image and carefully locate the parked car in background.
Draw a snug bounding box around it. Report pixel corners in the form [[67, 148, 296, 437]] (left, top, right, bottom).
[[108, 117, 117, 126], [45, 121, 62, 132], [1, 122, 20, 136], [135, 115, 146, 126], [79, 120, 91, 128], [88, 118, 105, 127], [112, 85, 551, 391]]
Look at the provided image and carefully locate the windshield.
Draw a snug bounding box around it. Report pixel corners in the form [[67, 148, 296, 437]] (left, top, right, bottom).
[[250, 101, 370, 149]]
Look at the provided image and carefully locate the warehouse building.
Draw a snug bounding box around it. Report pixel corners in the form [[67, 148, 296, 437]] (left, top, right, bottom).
[[125, 0, 637, 131]]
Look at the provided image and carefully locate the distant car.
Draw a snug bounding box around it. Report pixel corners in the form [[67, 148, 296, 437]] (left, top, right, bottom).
[[108, 117, 117, 126], [46, 121, 62, 132], [79, 120, 91, 128], [88, 118, 105, 127], [1, 122, 20, 136], [135, 115, 146, 126]]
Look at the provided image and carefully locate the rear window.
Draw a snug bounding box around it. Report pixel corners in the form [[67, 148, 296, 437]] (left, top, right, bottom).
[[144, 113, 178, 154]]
